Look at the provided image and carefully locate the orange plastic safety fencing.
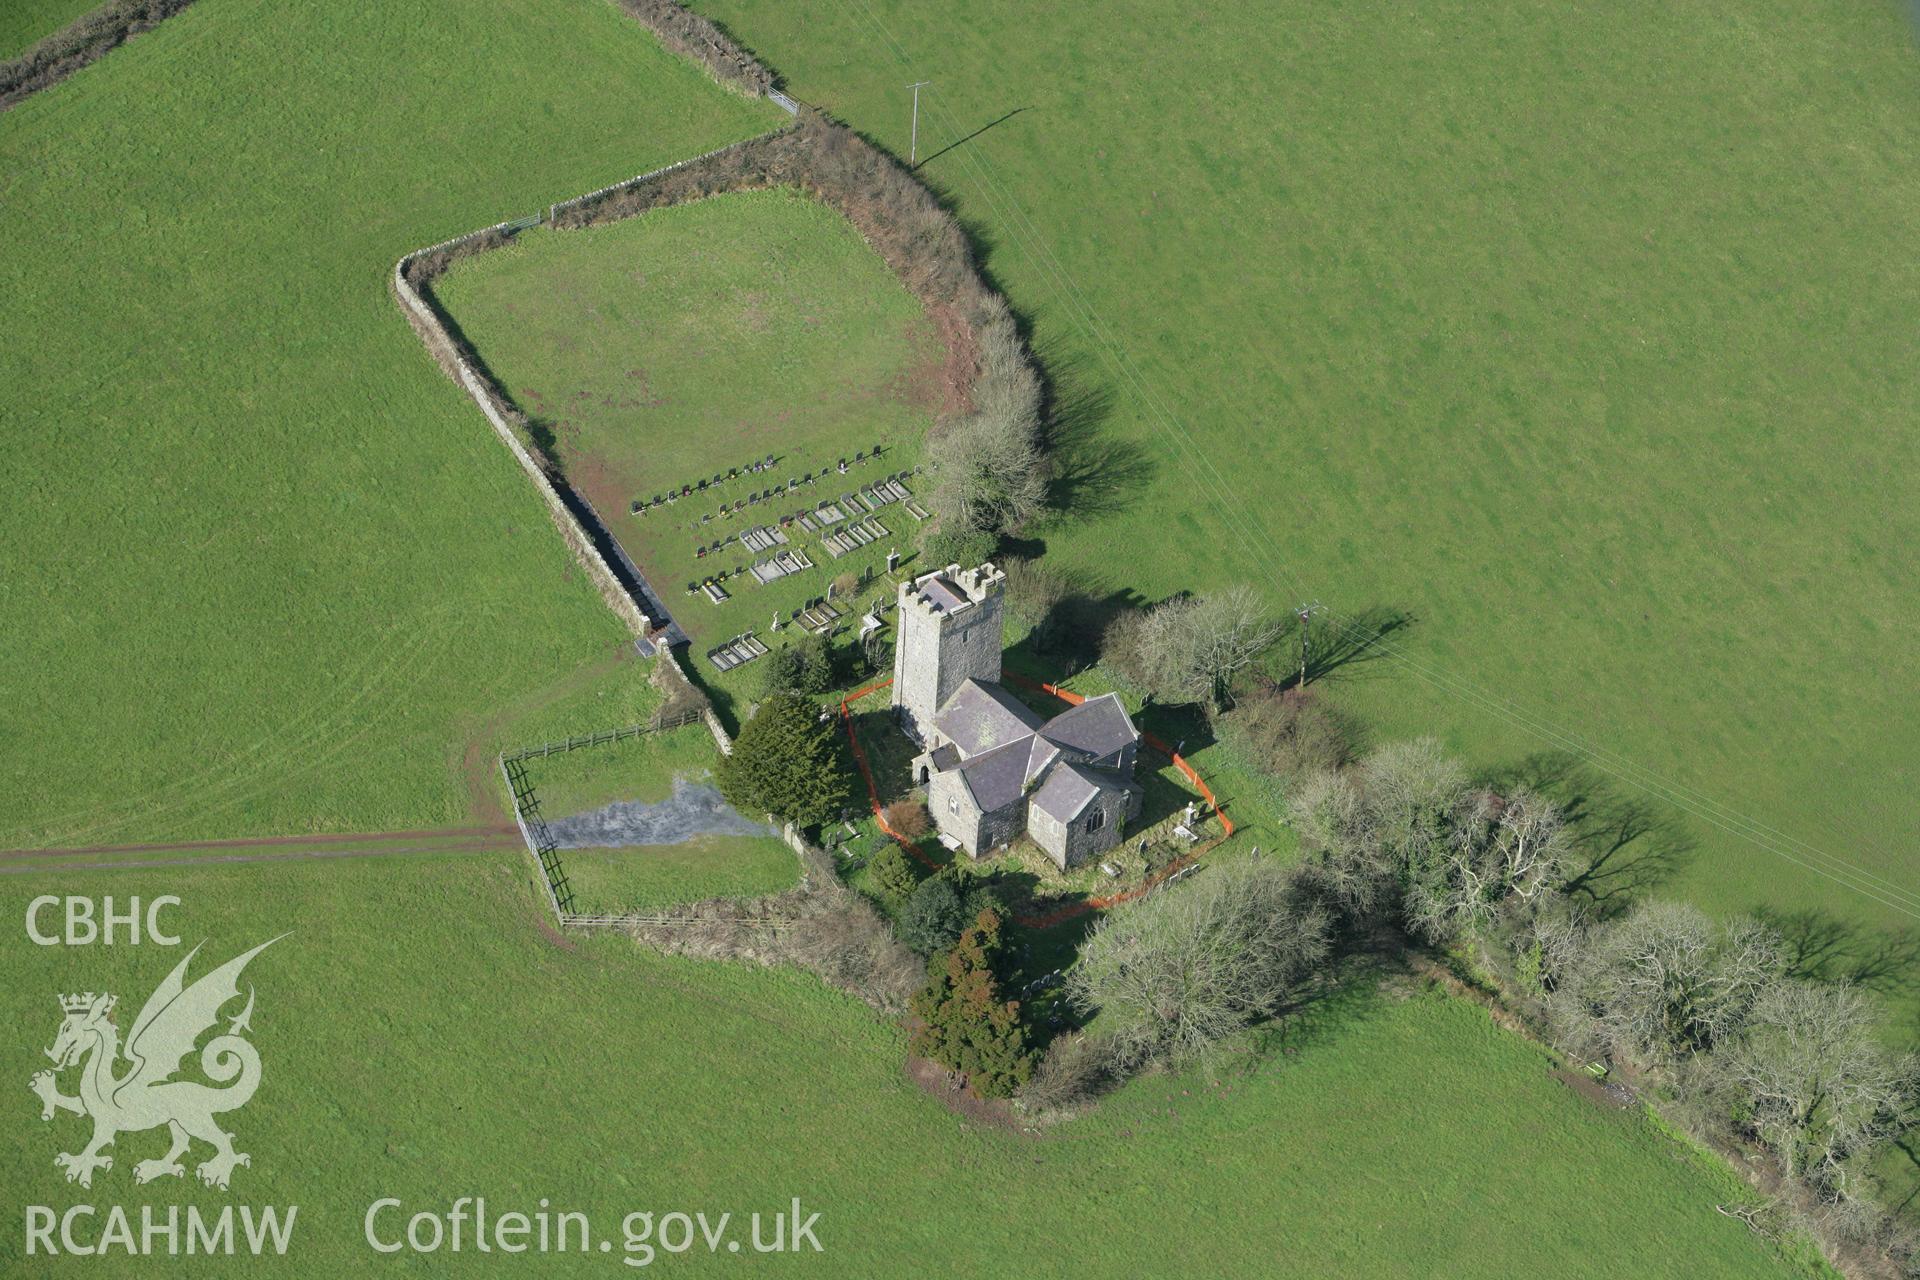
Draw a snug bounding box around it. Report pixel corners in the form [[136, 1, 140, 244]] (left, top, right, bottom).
[[840, 673, 1236, 925], [840, 677, 943, 870], [1006, 674, 1233, 836]]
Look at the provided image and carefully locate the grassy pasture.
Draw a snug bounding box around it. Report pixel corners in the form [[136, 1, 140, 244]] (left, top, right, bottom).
[[692, 0, 1920, 983], [0, 0, 779, 848], [0, 854, 1817, 1277], [511, 718, 715, 816], [561, 833, 799, 914], [0, 0, 100, 59], [434, 188, 944, 716]]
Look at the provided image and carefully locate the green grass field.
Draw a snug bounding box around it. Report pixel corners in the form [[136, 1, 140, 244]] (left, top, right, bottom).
[[434, 188, 944, 716], [561, 833, 799, 913], [0, 2, 1887, 1273], [513, 720, 719, 816], [0, 0, 779, 848], [0, 854, 1819, 1277], [694, 0, 1920, 979], [0, 0, 100, 59]]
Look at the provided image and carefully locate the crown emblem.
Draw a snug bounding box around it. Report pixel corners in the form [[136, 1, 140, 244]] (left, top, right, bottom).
[[59, 992, 113, 1015]]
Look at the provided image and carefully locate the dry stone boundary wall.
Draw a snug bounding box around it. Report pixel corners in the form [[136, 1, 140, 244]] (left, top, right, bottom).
[[392, 238, 654, 643]]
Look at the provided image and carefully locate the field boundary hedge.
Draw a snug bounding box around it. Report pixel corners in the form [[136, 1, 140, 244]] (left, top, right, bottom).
[[612, 0, 773, 97], [0, 0, 195, 109], [498, 718, 918, 1011], [547, 108, 1025, 418]]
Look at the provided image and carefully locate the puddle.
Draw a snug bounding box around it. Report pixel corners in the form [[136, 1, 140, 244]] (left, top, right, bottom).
[[544, 776, 775, 849]]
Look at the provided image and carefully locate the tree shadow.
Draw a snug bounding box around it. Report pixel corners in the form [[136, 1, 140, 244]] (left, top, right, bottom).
[[1035, 345, 1148, 522], [1484, 751, 1696, 916], [849, 706, 919, 803], [1132, 760, 1206, 834], [1005, 584, 1144, 674], [1239, 956, 1395, 1065], [524, 415, 564, 472], [1750, 906, 1920, 1004], [1892, 1138, 1920, 1217]]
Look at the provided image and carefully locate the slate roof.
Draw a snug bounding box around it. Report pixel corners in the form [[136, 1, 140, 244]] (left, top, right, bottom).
[[1029, 761, 1102, 822], [1037, 693, 1139, 760], [934, 679, 1046, 758], [954, 738, 1035, 813], [939, 686, 1140, 817]]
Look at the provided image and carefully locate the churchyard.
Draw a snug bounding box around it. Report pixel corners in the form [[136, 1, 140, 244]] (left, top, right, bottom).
[[434, 188, 944, 719]]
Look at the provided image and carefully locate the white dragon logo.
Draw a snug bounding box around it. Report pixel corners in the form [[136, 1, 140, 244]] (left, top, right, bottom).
[[30, 937, 283, 1190]]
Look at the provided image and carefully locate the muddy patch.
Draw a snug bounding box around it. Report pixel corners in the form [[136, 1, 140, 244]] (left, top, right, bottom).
[[904, 1054, 1035, 1136], [1551, 1067, 1636, 1111], [545, 776, 773, 849]]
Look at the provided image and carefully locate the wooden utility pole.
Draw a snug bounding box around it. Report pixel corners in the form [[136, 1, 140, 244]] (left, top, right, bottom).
[[905, 80, 931, 164], [1295, 601, 1322, 688]]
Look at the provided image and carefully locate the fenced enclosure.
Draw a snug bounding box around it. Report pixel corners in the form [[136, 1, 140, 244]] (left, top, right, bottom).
[[500, 752, 573, 917], [498, 713, 803, 932]]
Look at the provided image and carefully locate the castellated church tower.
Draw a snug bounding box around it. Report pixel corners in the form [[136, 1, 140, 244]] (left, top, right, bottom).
[[891, 563, 1006, 744]]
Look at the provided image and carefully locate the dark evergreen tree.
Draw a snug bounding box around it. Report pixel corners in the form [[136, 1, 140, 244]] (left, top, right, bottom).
[[759, 631, 837, 697], [869, 842, 921, 903], [909, 909, 1034, 1098], [899, 872, 1006, 956], [715, 691, 852, 829]]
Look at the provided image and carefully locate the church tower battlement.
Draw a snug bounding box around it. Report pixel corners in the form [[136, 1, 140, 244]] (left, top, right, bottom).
[[891, 563, 1005, 744]]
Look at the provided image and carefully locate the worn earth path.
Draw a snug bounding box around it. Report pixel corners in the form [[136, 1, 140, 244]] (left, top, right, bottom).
[[0, 826, 519, 875]]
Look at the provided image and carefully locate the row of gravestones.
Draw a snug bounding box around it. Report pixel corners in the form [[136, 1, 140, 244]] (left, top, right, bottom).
[[687, 566, 747, 592], [690, 471, 913, 559], [632, 453, 777, 514], [683, 568, 824, 598], [631, 445, 886, 517]]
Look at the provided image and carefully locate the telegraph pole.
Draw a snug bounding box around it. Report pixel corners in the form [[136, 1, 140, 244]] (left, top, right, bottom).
[[905, 80, 931, 165], [1295, 601, 1322, 689]]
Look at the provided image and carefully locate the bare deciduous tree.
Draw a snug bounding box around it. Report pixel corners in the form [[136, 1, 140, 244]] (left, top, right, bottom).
[[1001, 556, 1070, 638], [1511, 900, 1586, 997], [1190, 587, 1286, 704], [1107, 587, 1283, 709], [1552, 902, 1783, 1067], [1407, 788, 1575, 943], [925, 309, 1047, 534], [1218, 686, 1356, 784], [1068, 860, 1331, 1070], [925, 409, 1047, 533], [1287, 767, 1394, 924], [1016, 1032, 1118, 1117], [1359, 737, 1472, 870], [1488, 790, 1575, 906], [1718, 980, 1920, 1200]]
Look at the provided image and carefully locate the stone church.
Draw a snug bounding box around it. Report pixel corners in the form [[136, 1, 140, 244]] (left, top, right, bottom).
[[892, 563, 1141, 869]]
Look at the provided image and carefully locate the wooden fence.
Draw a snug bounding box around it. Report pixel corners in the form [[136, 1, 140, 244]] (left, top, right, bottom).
[[493, 710, 813, 934], [499, 753, 573, 918], [501, 710, 699, 765]]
